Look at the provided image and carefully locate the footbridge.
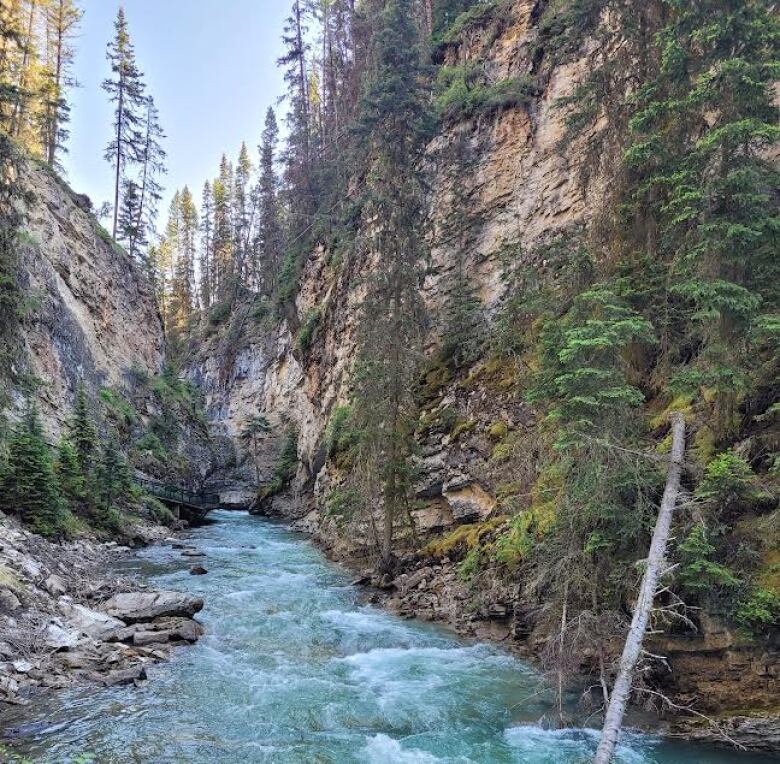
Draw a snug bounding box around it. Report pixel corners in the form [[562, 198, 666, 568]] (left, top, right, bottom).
[[135, 476, 221, 524]]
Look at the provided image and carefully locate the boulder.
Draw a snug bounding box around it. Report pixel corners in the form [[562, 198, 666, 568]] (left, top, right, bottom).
[[44, 574, 67, 596], [189, 565, 208, 575], [61, 602, 126, 638], [0, 589, 21, 611], [45, 623, 81, 651], [101, 591, 204, 624]]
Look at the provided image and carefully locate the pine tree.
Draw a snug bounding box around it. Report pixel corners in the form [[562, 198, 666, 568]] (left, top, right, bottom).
[[94, 437, 131, 531], [116, 176, 145, 258], [0, 403, 63, 536], [102, 6, 146, 239], [255, 107, 284, 294], [69, 382, 97, 477], [349, 0, 433, 570], [41, 0, 82, 168], [55, 434, 85, 511], [199, 180, 214, 310], [233, 141, 253, 285], [212, 156, 234, 298], [134, 94, 166, 258]]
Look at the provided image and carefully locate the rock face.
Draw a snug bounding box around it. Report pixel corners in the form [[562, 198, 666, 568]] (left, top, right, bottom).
[[10, 162, 163, 436]]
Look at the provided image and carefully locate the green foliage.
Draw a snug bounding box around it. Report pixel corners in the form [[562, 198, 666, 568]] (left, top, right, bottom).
[[678, 524, 742, 595], [457, 546, 483, 582], [70, 384, 98, 475], [435, 0, 505, 44], [93, 438, 132, 532], [529, 285, 653, 448], [325, 406, 358, 459], [55, 436, 86, 511], [735, 587, 780, 636], [99, 386, 137, 432], [258, 429, 298, 500], [696, 452, 762, 518], [435, 66, 540, 121], [208, 301, 232, 327], [296, 307, 322, 353], [0, 404, 64, 537]]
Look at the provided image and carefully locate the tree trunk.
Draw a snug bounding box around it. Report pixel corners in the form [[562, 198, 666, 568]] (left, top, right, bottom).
[[593, 412, 685, 764]]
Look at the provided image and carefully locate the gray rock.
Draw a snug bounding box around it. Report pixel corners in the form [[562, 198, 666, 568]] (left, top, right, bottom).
[[12, 660, 33, 674], [61, 602, 126, 638], [0, 589, 21, 611], [45, 623, 81, 651], [133, 629, 176, 646], [189, 565, 208, 575], [44, 574, 67, 596], [101, 591, 204, 623]]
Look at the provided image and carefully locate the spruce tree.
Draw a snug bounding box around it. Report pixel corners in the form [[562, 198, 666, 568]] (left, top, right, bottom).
[[94, 437, 131, 531], [255, 107, 284, 294], [349, 0, 433, 570], [102, 6, 146, 239], [134, 94, 166, 258], [69, 383, 98, 477], [199, 180, 214, 309], [55, 434, 85, 511], [0, 403, 63, 537]]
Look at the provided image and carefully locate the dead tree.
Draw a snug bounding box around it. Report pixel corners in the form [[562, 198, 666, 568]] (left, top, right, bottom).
[[593, 412, 685, 764]]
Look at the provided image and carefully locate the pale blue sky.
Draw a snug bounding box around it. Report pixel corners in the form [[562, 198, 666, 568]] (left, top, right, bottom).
[[64, 0, 289, 226]]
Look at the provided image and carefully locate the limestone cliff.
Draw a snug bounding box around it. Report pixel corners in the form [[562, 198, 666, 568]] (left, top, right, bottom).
[[7, 162, 163, 435]]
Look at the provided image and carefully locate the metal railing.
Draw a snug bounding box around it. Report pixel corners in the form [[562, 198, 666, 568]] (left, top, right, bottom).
[[135, 476, 220, 510]]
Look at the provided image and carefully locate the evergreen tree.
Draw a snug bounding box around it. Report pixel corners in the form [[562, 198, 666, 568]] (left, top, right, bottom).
[[199, 180, 214, 310], [116, 176, 145, 258], [94, 437, 131, 531], [233, 141, 253, 284], [0, 403, 63, 536], [255, 107, 284, 294], [69, 383, 97, 477], [41, 0, 82, 168], [134, 94, 166, 257], [55, 434, 85, 511], [348, 0, 433, 570], [212, 156, 234, 298], [102, 6, 146, 239]]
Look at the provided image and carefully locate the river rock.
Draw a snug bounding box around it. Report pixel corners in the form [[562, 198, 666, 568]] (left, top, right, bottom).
[[0, 589, 21, 611], [101, 591, 204, 623], [60, 601, 126, 638], [44, 623, 81, 651], [189, 565, 208, 575], [181, 549, 204, 558], [44, 574, 67, 596]]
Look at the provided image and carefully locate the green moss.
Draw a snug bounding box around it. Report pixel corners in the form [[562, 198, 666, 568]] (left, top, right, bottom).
[[0, 565, 23, 593], [487, 420, 509, 441], [451, 419, 476, 441], [491, 440, 514, 462], [424, 517, 506, 558]]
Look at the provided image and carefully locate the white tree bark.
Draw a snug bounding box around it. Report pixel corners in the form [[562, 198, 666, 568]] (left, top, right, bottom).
[[593, 412, 686, 764]]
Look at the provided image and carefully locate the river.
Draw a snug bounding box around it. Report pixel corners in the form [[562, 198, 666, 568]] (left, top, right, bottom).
[[3, 511, 775, 763]]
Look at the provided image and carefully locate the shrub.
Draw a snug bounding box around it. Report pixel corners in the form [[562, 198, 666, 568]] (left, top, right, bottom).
[[735, 587, 780, 636], [435, 66, 540, 122], [297, 307, 322, 353]]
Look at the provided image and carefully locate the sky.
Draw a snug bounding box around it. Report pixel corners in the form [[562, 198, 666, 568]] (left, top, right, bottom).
[[64, 0, 289, 225]]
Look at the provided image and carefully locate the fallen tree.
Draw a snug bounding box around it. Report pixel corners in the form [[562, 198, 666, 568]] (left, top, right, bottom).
[[593, 412, 686, 764]]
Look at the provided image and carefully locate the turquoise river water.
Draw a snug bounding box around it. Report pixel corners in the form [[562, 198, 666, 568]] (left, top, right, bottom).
[[3, 510, 776, 763]]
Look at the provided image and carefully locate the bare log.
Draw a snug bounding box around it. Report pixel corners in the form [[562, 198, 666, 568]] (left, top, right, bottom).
[[593, 412, 685, 764]]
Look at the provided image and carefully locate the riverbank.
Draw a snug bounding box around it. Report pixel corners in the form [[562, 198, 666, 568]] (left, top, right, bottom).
[[283, 511, 780, 754], [0, 513, 205, 706]]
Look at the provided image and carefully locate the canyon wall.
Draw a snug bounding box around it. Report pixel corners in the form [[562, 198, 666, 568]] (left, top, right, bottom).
[[6, 162, 164, 436]]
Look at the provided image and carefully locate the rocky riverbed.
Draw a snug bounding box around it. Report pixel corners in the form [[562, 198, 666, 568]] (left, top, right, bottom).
[[0, 513, 205, 706]]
